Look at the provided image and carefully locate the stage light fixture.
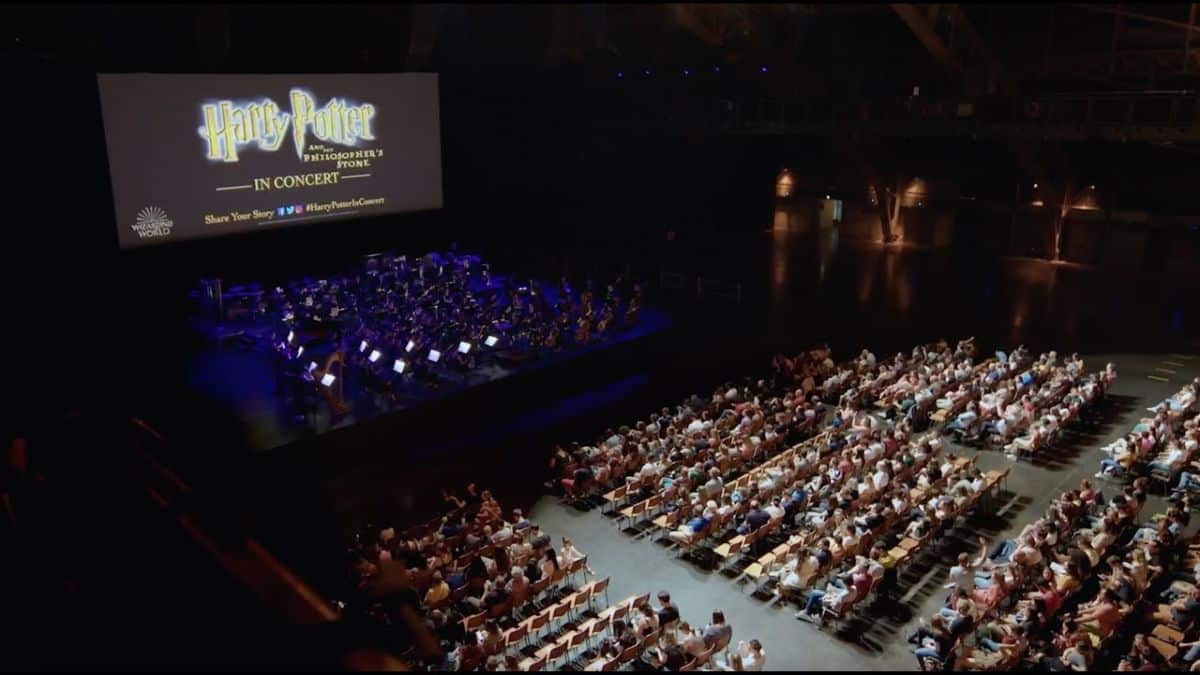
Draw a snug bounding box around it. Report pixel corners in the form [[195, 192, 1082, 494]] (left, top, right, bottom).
[[1033, 183, 1038, 188], [321, 373, 336, 387], [428, 349, 442, 363], [405, 340, 416, 352], [368, 349, 382, 363], [683, 68, 690, 76], [393, 359, 406, 374], [458, 341, 472, 354], [760, 66, 768, 73], [359, 340, 368, 353], [644, 68, 651, 76], [485, 335, 499, 347]]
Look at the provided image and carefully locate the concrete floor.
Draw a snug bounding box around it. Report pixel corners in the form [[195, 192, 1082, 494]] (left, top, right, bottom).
[[529, 351, 1200, 671]]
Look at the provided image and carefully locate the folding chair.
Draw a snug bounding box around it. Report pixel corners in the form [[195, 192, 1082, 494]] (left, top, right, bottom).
[[567, 555, 589, 588], [567, 629, 590, 665], [618, 500, 647, 531], [540, 642, 567, 670], [570, 588, 592, 623], [504, 623, 529, 653], [526, 610, 550, 645], [742, 553, 776, 594], [590, 576, 611, 611], [610, 602, 629, 624], [589, 616, 611, 653], [546, 602, 571, 641], [463, 610, 487, 633]]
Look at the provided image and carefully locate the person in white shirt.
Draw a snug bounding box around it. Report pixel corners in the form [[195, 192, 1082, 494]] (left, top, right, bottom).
[[944, 538, 988, 593], [559, 537, 596, 576], [764, 498, 785, 521], [1150, 445, 1187, 474], [723, 640, 765, 672], [873, 463, 890, 492]]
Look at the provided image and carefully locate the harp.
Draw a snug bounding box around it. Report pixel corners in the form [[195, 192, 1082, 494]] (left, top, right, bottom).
[[315, 350, 350, 418]]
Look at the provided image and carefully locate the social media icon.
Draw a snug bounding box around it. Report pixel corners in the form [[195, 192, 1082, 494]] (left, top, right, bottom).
[[277, 207, 286, 216], [294, 204, 305, 214]]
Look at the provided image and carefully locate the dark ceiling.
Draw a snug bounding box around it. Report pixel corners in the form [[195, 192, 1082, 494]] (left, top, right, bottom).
[[8, 4, 1200, 96]]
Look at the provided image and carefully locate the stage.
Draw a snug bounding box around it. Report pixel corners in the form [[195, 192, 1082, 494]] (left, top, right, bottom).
[[185, 280, 671, 452]]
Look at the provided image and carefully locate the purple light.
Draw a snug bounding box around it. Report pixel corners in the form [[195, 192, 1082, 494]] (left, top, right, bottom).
[[714, 66, 721, 73], [617, 71, 623, 78], [760, 66, 768, 73], [643, 68, 651, 76], [683, 68, 690, 76]]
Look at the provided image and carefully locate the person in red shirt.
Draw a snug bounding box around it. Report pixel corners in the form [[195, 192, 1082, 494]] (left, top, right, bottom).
[[1034, 578, 1064, 617], [851, 563, 874, 599], [1075, 589, 1125, 638]]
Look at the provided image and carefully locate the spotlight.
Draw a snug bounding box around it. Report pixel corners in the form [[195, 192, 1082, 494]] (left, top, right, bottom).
[[320, 373, 336, 387], [428, 349, 442, 363], [359, 340, 368, 353], [368, 349, 382, 363], [393, 359, 406, 374], [643, 67, 651, 76], [683, 68, 690, 76], [405, 340, 415, 353], [458, 341, 472, 355], [760, 66, 768, 73], [485, 335, 499, 347], [1033, 183, 1038, 188], [1089, 184, 1096, 189]]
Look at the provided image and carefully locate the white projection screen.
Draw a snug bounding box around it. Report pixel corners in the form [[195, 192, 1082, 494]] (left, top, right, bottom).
[[97, 73, 443, 248]]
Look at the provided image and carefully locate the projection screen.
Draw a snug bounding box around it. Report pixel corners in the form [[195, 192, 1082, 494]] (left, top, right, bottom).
[[97, 73, 442, 248]]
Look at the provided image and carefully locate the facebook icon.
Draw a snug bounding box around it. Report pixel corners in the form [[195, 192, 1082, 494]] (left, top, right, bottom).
[[277, 207, 286, 216]]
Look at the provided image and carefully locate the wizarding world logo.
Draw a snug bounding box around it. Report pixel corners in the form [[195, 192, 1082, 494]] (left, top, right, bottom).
[[132, 206, 174, 239]]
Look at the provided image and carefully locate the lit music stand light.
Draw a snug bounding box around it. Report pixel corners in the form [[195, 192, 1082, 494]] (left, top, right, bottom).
[[368, 349, 382, 363], [405, 340, 416, 353], [296, 345, 304, 358], [393, 359, 407, 374], [485, 335, 499, 347], [458, 341, 472, 355], [287, 330, 295, 344], [359, 340, 369, 353], [321, 373, 336, 387], [308, 361, 318, 373], [428, 349, 442, 363]]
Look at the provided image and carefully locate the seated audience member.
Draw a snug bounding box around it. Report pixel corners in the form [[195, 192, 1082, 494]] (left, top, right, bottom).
[[557, 536, 596, 576], [656, 590, 681, 628], [703, 610, 733, 650]]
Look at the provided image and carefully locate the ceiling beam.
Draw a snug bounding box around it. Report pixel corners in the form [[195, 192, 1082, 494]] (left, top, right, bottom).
[[892, 3, 1006, 94], [669, 4, 725, 47], [1073, 4, 1200, 35]]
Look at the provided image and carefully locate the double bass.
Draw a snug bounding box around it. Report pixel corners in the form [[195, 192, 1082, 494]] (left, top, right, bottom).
[[574, 314, 591, 344]]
